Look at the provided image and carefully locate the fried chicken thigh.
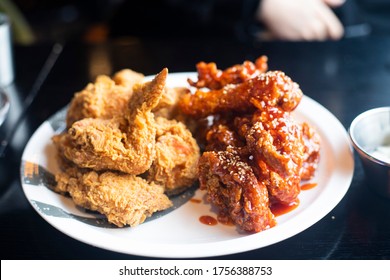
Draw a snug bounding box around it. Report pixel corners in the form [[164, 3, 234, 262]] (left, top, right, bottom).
[[147, 117, 200, 194], [54, 165, 172, 227]]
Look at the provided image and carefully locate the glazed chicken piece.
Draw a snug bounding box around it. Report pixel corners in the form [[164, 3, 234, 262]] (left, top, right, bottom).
[[178, 56, 321, 233], [246, 108, 304, 179], [188, 55, 268, 90], [198, 146, 276, 233], [300, 122, 321, 180], [54, 165, 172, 227], [179, 71, 303, 118], [245, 108, 305, 205], [66, 69, 144, 127], [200, 109, 309, 206], [236, 113, 321, 180], [147, 117, 200, 195], [204, 122, 245, 152], [54, 68, 167, 175]]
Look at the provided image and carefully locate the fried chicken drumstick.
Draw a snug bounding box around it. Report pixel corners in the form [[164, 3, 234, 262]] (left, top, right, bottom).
[[179, 71, 303, 119]]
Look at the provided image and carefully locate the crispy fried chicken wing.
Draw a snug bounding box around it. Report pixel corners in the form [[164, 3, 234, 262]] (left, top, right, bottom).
[[66, 69, 144, 127], [153, 87, 190, 119], [198, 147, 276, 233], [179, 71, 303, 118], [56, 68, 167, 174], [147, 117, 200, 194], [54, 166, 172, 227]]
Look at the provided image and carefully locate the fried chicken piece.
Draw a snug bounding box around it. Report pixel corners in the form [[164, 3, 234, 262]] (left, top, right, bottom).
[[178, 56, 321, 233], [55, 68, 167, 174], [153, 87, 190, 119], [153, 86, 204, 139], [113, 69, 144, 88], [147, 117, 200, 194], [54, 166, 172, 227], [300, 122, 321, 180], [66, 68, 189, 128], [188, 56, 268, 90], [66, 69, 144, 127], [198, 147, 276, 233], [247, 108, 304, 177], [204, 123, 245, 151], [245, 108, 305, 205], [179, 71, 303, 118]]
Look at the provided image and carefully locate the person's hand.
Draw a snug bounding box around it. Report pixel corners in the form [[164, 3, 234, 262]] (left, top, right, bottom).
[[256, 0, 345, 41]]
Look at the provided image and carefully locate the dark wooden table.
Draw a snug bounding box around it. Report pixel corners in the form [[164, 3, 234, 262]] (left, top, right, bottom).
[[1, 36, 390, 260]]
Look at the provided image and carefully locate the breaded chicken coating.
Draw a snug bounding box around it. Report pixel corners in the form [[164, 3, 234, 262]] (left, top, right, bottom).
[[55, 69, 167, 175], [54, 166, 172, 227], [147, 117, 200, 194], [66, 69, 144, 127], [188, 56, 268, 90]]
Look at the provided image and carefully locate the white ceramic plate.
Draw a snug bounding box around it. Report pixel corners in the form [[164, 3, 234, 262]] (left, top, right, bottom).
[[20, 72, 354, 258]]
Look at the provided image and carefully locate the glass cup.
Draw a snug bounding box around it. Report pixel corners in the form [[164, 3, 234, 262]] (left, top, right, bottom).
[[0, 89, 10, 126], [0, 12, 14, 87], [0, 12, 13, 127]]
